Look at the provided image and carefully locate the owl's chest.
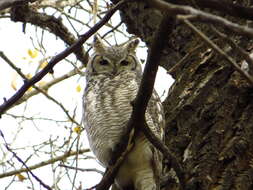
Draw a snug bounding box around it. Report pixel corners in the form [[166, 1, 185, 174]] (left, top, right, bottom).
[[85, 78, 138, 120], [83, 76, 139, 165]]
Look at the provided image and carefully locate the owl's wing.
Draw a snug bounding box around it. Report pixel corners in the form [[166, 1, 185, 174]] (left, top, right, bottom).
[[146, 90, 165, 141], [145, 90, 165, 187]]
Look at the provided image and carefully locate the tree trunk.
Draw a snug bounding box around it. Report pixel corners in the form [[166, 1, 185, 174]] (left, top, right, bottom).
[[112, 0, 253, 189]]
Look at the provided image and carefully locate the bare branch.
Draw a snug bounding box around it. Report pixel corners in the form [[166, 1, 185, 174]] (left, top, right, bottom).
[[36, 88, 80, 126], [0, 0, 127, 116], [179, 17, 253, 86], [10, 4, 88, 64], [211, 27, 253, 75], [0, 130, 52, 190], [148, 0, 253, 38], [31, 0, 83, 10], [142, 121, 185, 190], [136, 13, 185, 190], [92, 13, 185, 190], [59, 164, 104, 175], [17, 65, 85, 106], [0, 51, 80, 125], [0, 0, 38, 11], [0, 149, 89, 179], [0, 50, 84, 106], [192, 0, 253, 21]]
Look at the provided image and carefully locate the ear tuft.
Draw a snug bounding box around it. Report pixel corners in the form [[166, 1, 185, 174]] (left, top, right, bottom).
[[93, 36, 106, 53], [126, 38, 139, 53]]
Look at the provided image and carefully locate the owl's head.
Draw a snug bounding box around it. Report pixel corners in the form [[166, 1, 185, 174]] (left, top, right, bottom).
[[86, 37, 142, 78]]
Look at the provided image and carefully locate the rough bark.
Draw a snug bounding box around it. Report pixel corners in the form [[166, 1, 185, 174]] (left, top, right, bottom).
[[112, 0, 253, 189]]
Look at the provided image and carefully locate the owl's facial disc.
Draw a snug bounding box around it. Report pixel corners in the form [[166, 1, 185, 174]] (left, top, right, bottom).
[[115, 55, 138, 74], [89, 55, 113, 76], [91, 54, 137, 76], [88, 39, 141, 78]]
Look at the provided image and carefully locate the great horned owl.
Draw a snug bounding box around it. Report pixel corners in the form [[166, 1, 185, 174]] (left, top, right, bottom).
[[82, 37, 165, 190]]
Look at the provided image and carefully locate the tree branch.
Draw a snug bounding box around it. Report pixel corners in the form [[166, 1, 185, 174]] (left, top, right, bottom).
[[137, 13, 185, 190], [211, 27, 253, 75], [166, 0, 253, 21], [0, 0, 127, 116], [0, 49, 84, 107], [10, 3, 88, 64], [0, 0, 38, 11], [16, 65, 84, 106], [0, 129, 52, 190], [0, 149, 89, 179], [91, 13, 185, 190], [148, 0, 253, 38], [0, 51, 80, 125], [59, 164, 104, 175], [179, 17, 253, 86], [190, 0, 253, 21]]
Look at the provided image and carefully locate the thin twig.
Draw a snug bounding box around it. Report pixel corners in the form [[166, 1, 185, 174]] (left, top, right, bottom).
[[91, 13, 185, 190], [0, 0, 38, 11], [0, 149, 89, 179], [136, 14, 185, 190], [179, 17, 253, 86], [17, 65, 85, 106], [148, 0, 253, 38], [0, 130, 52, 190], [0, 0, 127, 116], [11, 3, 88, 64], [211, 27, 253, 75], [37, 88, 80, 126], [59, 164, 104, 175], [0, 51, 80, 125], [168, 43, 204, 77], [193, 0, 253, 21]]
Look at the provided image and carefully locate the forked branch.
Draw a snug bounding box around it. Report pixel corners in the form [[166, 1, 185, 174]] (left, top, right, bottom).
[[0, 0, 127, 116]]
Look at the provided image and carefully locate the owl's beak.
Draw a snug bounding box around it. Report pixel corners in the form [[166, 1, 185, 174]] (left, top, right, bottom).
[[112, 66, 118, 75]]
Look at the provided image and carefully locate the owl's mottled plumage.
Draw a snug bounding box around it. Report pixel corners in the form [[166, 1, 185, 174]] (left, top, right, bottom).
[[83, 37, 165, 190]]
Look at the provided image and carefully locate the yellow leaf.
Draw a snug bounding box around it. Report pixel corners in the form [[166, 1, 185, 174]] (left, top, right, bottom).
[[27, 49, 33, 58], [76, 85, 81, 93], [73, 126, 82, 134], [38, 81, 47, 87], [28, 49, 38, 59], [27, 86, 33, 92], [16, 173, 26, 181], [11, 74, 18, 90], [26, 73, 32, 79], [39, 61, 48, 69], [11, 80, 17, 90]]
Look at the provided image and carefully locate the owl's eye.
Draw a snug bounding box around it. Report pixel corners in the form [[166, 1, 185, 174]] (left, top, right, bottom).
[[99, 59, 109, 65], [120, 60, 130, 66]]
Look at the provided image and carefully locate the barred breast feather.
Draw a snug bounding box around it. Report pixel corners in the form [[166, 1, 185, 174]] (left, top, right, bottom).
[[83, 71, 140, 166]]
